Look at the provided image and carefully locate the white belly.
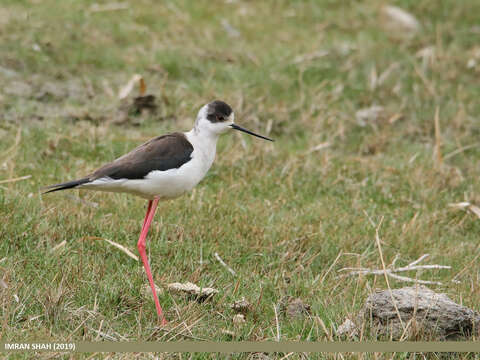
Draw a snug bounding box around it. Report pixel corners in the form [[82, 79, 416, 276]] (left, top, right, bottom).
[[123, 155, 210, 199]]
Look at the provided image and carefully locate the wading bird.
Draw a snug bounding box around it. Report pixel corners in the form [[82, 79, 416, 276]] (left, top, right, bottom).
[[45, 100, 273, 324]]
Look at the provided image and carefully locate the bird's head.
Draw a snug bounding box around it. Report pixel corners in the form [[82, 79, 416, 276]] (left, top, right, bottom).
[[195, 100, 273, 141]]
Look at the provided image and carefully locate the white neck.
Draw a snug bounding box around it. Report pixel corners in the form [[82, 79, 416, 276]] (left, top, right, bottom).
[[182, 104, 232, 176], [187, 106, 223, 160], [186, 125, 220, 151], [184, 126, 219, 175]]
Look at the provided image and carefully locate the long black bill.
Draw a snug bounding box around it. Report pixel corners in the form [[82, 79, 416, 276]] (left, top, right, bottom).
[[230, 124, 274, 142]]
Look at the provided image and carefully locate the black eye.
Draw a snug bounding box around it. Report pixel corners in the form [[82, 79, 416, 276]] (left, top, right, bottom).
[[217, 115, 224, 121]]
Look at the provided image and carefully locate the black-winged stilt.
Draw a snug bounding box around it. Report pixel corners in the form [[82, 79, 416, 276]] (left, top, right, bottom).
[[44, 100, 273, 324]]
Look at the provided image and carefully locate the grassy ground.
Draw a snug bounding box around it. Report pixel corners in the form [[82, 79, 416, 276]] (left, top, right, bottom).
[[1, 0, 480, 358]]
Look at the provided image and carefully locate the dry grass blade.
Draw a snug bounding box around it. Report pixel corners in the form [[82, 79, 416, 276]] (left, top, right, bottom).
[[89, 2, 129, 13], [381, 5, 420, 32], [50, 240, 66, 253], [214, 252, 236, 276], [1, 127, 21, 162], [316, 316, 333, 341], [387, 273, 442, 285], [317, 250, 342, 284], [118, 74, 142, 100], [444, 142, 480, 160], [406, 254, 429, 267], [449, 202, 480, 219], [306, 142, 331, 155], [433, 106, 442, 167], [339, 253, 450, 285], [414, 64, 436, 96], [451, 244, 480, 282], [66, 314, 94, 341], [468, 205, 480, 219], [448, 202, 471, 210], [165, 316, 207, 341], [0, 175, 31, 185], [374, 217, 406, 332], [273, 303, 280, 341], [150, 313, 207, 341], [378, 62, 400, 85], [292, 50, 329, 64], [139, 78, 146, 96], [104, 239, 139, 261]]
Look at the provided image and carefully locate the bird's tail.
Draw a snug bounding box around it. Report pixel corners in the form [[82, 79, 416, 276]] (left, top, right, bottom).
[[43, 178, 90, 194]]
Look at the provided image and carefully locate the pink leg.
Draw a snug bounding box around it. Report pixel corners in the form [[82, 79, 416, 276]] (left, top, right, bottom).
[[137, 198, 167, 325], [142, 200, 153, 231]]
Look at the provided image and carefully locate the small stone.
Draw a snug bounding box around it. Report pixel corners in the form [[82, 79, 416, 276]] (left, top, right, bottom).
[[221, 19, 241, 38], [0, 279, 8, 289], [286, 298, 311, 318], [467, 58, 476, 69], [167, 282, 218, 302], [231, 297, 252, 314], [221, 329, 235, 337], [247, 353, 270, 360], [279, 297, 312, 319], [355, 106, 385, 127], [5, 81, 32, 97], [336, 318, 358, 338], [0, 66, 18, 78], [36, 82, 66, 101], [233, 313, 246, 325]]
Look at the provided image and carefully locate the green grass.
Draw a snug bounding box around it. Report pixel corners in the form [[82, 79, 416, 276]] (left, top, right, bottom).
[[1, 0, 480, 358]]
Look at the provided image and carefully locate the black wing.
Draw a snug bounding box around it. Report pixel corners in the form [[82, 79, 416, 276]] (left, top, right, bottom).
[[91, 132, 194, 180], [44, 132, 193, 193]]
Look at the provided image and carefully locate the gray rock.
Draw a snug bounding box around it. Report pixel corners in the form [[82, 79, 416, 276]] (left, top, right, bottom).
[[4, 81, 32, 97], [363, 286, 480, 339], [279, 297, 311, 319]]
